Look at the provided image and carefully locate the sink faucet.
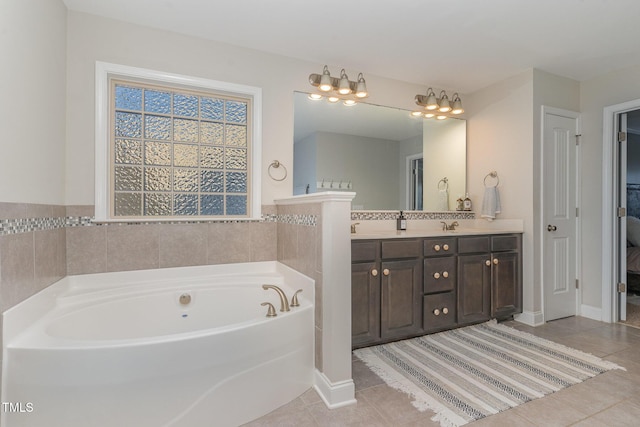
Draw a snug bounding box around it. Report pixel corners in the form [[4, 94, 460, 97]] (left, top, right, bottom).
[[441, 221, 459, 231], [351, 222, 360, 234], [262, 284, 290, 312]]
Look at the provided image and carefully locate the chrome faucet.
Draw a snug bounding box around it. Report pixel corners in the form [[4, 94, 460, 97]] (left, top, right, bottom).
[[441, 221, 459, 231], [262, 284, 290, 312]]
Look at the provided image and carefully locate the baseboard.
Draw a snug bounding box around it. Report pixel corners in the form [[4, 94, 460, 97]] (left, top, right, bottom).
[[513, 310, 544, 326], [580, 304, 604, 322], [313, 369, 357, 409]]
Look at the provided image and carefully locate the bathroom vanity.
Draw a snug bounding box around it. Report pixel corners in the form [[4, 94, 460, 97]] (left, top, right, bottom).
[[351, 229, 522, 349]]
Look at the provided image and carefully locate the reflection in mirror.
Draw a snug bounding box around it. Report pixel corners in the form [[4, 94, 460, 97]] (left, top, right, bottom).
[[293, 91, 466, 211]]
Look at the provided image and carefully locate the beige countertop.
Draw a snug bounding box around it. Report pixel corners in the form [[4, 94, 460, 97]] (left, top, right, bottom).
[[350, 219, 524, 240]]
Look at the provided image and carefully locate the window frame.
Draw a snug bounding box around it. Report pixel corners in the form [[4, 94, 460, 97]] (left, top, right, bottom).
[[95, 61, 262, 222]]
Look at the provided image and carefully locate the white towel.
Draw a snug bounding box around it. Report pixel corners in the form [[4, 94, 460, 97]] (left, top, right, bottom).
[[481, 186, 501, 221], [436, 189, 449, 211]]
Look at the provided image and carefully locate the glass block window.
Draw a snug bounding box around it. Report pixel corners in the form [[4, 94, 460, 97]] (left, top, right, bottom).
[[110, 80, 251, 218]]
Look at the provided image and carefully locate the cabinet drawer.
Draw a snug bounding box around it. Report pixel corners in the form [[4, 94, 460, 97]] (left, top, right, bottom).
[[424, 257, 456, 293], [423, 292, 457, 331], [423, 238, 457, 256], [381, 239, 421, 259], [458, 236, 490, 254], [352, 241, 379, 262], [491, 234, 520, 252]]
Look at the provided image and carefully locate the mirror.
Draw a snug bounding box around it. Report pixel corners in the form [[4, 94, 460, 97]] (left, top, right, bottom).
[[293, 91, 466, 211]]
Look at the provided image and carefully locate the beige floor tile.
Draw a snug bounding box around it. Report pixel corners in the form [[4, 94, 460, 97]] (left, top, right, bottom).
[[247, 317, 639, 426]]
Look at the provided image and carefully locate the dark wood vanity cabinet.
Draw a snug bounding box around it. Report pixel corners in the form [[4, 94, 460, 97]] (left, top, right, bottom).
[[351, 239, 423, 348], [423, 238, 457, 332], [352, 233, 522, 348]]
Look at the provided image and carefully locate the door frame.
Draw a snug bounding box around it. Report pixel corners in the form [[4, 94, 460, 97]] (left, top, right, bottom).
[[603, 99, 640, 322], [540, 106, 581, 322], [405, 153, 423, 210]]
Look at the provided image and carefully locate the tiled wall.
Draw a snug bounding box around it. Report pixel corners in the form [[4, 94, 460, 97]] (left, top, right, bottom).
[[275, 202, 323, 371]]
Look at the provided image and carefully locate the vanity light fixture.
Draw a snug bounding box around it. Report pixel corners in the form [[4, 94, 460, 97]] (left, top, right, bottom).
[[309, 65, 369, 105], [413, 88, 464, 119]]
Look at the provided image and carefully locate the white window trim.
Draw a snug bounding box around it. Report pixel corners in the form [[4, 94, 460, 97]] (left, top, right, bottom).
[[94, 61, 262, 222]]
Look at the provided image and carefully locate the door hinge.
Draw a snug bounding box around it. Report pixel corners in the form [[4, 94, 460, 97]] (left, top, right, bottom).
[[576, 207, 579, 217], [618, 282, 627, 293], [575, 279, 579, 289], [618, 207, 627, 218], [575, 134, 581, 145], [619, 131, 627, 142]]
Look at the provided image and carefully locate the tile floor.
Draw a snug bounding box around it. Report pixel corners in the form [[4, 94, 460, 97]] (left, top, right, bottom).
[[243, 317, 640, 426]]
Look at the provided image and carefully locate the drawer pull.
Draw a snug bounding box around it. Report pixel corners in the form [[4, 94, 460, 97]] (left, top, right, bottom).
[[433, 272, 441, 279], [442, 307, 449, 315], [371, 269, 378, 277], [443, 244, 449, 251], [442, 271, 449, 278], [383, 268, 390, 276], [433, 309, 440, 316], [493, 258, 499, 265], [485, 260, 491, 266], [434, 244, 441, 252]]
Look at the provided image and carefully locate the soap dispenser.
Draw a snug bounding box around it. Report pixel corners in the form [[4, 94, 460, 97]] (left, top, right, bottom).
[[463, 193, 472, 211], [397, 211, 407, 231]]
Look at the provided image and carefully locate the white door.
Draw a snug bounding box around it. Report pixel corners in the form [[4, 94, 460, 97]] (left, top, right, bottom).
[[618, 113, 628, 321], [543, 108, 579, 321]]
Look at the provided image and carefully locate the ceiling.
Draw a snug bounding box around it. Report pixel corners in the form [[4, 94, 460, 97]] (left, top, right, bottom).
[[62, 0, 640, 94]]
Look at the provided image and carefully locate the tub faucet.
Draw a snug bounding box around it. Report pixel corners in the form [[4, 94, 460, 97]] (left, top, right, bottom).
[[262, 284, 290, 312]]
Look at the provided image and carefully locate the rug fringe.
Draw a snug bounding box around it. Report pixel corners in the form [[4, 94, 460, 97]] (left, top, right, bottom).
[[354, 349, 469, 427]]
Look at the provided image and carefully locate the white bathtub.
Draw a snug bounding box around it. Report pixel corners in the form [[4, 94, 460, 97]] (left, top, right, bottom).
[[1, 261, 314, 427]]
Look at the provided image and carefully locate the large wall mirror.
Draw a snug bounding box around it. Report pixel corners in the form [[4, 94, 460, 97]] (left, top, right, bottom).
[[293, 91, 466, 211]]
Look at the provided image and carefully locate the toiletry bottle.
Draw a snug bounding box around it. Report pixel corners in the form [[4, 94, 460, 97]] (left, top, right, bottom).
[[456, 196, 464, 211], [397, 211, 407, 231], [463, 193, 472, 211]]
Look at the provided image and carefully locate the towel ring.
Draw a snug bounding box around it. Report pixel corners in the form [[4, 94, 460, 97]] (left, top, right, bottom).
[[268, 160, 287, 181], [438, 177, 449, 190], [484, 171, 499, 187]]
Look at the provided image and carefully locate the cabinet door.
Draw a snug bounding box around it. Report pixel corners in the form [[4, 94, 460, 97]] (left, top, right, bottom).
[[352, 262, 380, 348], [491, 251, 522, 319], [381, 259, 423, 340], [457, 254, 491, 324]]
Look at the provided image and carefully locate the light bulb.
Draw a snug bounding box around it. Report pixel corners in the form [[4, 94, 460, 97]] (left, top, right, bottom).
[[343, 99, 357, 106], [327, 96, 340, 103], [355, 73, 368, 98], [338, 69, 351, 95], [319, 65, 332, 92]]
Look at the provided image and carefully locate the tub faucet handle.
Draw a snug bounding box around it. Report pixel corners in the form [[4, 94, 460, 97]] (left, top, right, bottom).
[[291, 289, 303, 307], [261, 302, 277, 317], [262, 284, 290, 312]]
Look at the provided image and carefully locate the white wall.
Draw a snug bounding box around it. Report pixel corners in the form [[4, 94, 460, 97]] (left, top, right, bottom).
[[0, 0, 67, 204], [465, 71, 536, 314], [581, 64, 640, 309], [64, 11, 438, 207]]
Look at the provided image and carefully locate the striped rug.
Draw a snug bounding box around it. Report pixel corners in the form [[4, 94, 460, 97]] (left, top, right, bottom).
[[353, 320, 624, 427]]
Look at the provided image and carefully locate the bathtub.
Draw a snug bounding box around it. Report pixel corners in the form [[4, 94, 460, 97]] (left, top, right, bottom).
[[1, 261, 314, 427]]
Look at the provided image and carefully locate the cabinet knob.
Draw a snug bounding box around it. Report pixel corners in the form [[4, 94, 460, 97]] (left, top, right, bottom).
[[371, 269, 378, 277], [433, 272, 441, 279], [443, 244, 449, 251], [442, 307, 449, 315], [493, 258, 499, 265], [485, 260, 491, 266], [433, 309, 440, 316], [434, 244, 441, 252], [442, 271, 449, 278], [383, 268, 390, 276]]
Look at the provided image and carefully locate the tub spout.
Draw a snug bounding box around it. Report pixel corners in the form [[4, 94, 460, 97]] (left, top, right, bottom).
[[262, 284, 290, 312]]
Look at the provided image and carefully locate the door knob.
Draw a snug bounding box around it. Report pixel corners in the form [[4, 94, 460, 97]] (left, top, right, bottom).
[[547, 224, 557, 232]]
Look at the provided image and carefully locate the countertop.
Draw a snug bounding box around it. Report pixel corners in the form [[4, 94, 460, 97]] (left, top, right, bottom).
[[350, 219, 524, 240]]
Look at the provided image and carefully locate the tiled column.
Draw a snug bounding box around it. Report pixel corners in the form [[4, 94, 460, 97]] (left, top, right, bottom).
[[275, 192, 356, 409]]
